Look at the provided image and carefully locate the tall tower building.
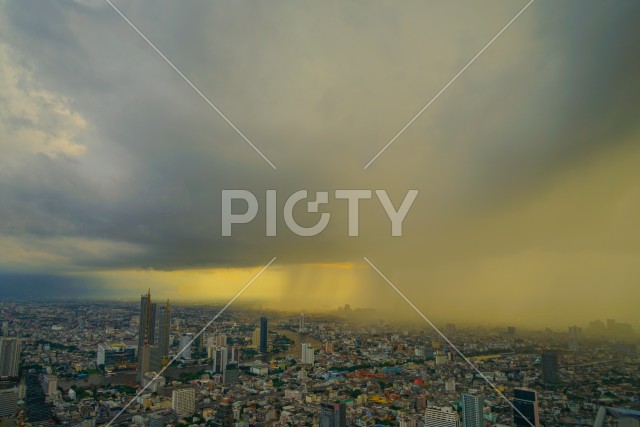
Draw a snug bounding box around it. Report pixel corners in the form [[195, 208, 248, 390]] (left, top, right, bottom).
[[138, 290, 157, 349], [320, 402, 346, 427], [462, 394, 484, 427], [137, 290, 159, 384], [512, 388, 540, 427], [299, 313, 305, 333], [158, 300, 171, 362], [259, 317, 268, 354], [541, 350, 559, 384], [0, 338, 22, 378]]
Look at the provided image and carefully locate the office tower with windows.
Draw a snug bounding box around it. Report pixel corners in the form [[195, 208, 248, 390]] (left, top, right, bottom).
[[259, 317, 268, 354], [462, 394, 484, 427], [320, 402, 346, 427], [300, 313, 305, 332], [513, 388, 540, 427]]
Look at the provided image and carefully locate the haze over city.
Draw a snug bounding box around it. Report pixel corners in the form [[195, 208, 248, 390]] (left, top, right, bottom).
[[1, 1, 639, 328]]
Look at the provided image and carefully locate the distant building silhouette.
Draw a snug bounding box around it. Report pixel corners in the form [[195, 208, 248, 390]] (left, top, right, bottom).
[[259, 317, 268, 353], [542, 350, 559, 384], [568, 325, 581, 351]]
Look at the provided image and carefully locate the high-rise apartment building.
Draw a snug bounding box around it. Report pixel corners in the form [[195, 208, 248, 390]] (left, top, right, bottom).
[[462, 394, 484, 427], [301, 343, 315, 365], [171, 387, 196, 416]]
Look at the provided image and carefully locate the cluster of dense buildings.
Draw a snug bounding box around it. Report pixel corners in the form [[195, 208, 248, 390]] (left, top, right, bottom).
[[0, 298, 638, 426]]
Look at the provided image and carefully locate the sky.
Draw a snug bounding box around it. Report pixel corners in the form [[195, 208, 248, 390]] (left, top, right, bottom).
[[0, 0, 639, 328]]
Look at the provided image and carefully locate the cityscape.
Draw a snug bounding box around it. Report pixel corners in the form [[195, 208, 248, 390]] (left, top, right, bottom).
[[0, 292, 638, 426], [1, 0, 640, 426]]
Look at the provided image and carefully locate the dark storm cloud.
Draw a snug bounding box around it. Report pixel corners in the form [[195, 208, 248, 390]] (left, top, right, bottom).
[[0, 272, 105, 299], [0, 0, 638, 294]]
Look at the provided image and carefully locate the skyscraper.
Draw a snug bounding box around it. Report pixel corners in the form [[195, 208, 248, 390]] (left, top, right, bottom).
[[138, 290, 157, 349], [320, 402, 346, 427], [462, 394, 484, 427], [137, 290, 159, 383], [158, 300, 171, 362], [512, 388, 540, 427], [541, 350, 559, 384], [299, 313, 305, 333], [0, 338, 21, 378], [259, 317, 268, 354]]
